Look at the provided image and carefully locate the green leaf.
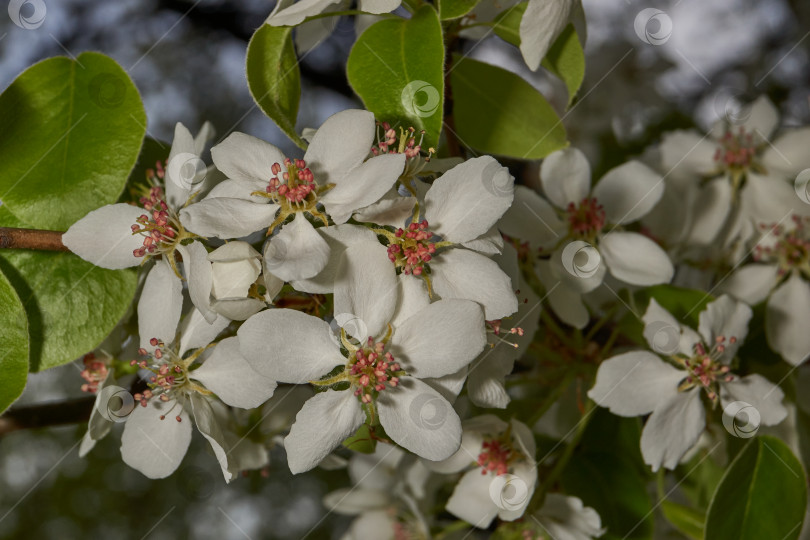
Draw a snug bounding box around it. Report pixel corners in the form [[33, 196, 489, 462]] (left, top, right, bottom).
[[0, 207, 137, 372], [0, 265, 29, 414], [439, 0, 480, 19], [492, 2, 526, 47], [246, 24, 306, 149], [541, 25, 585, 106], [0, 52, 146, 231], [705, 436, 807, 540], [450, 56, 567, 159], [561, 410, 653, 540], [347, 5, 445, 146], [660, 500, 704, 540], [342, 424, 377, 454]]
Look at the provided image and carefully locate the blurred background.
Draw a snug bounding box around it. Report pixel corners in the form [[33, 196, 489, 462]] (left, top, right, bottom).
[[1, 0, 809, 538]]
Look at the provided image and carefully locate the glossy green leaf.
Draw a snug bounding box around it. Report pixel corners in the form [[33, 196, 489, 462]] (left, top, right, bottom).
[[0, 207, 137, 372], [246, 24, 306, 149], [0, 52, 146, 230], [347, 5, 444, 146], [342, 424, 377, 454], [541, 25, 585, 106], [450, 56, 567, 159], [705, 436, 806, 540], [660, 500, 703, 540], [439, 0, 480, 19], [561, 410, 653, 540], [492, 1, 526, 46], [0, 265, 29, 414]]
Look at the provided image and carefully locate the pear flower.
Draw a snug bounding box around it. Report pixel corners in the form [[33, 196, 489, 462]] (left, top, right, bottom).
[[179, 109, 406, 282], [63, 122, 220, 323], [721, 215, 810, 365], [500, 147, 673, 327], [120, 306, 276, 480], [588, 295, 787, 471], [237, 242, 487, 473]]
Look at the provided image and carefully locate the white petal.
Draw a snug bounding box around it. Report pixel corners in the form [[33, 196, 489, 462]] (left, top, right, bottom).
[[391, 299, 486, 379], [686, 177, 733, 245], [739, 172, 807, 225], [264, 214, 330, 281], [592, 161, 663, 224], [697, 295, 752, 359], [377, 378, 462, 461], [660, 130, 717, 175], [211, 258, 261, 300], [210, 132, 285, 191], [390, 273, 431, 329], [189, 394, 232, 482], [290, 224, 381, 294], [180, 198, 280, 240], [640, 389, 704, 471], [461, 226, 504, 255], [333, 239, 398, 339], [536, 259, 588, 328], [294, 15, 336, 53], [321, 153, 406, 224], [467, 347, 516, 409], [424, 366, 468, 403], [431, 248, 519, 320], [720, 264, 779, 305], [358, 0, 400, 14], [304, 109, 375, 185], [62, 204, 145, 269], [642, 298, 701, 356], [177, 242, 216, 323], [352, 191, 416, 228], [519, 0, 574, 71], [587, 351, 683, 416], [535, 494, 605, 540], [742, 95, 780, 140], [191, 337, 277, 408], [763, 128, 810, 179], [540, 147, 591, 209], [426, 419, 489, 474], [445, 469, 500, 528], [178, 308, 230, 356], [238, 308, 345, 383], [499, 186, 564, 249], [284, 390, 366, 474], [138, 263, 183, 351], [267, 0, 341, 26], [323, 488, 390, 515], [165, 123, 199, 209], [204, 179, 265, 202], [208, 240, 261, 262], [720, 374, 787, 426], [211, 298, 266, 321], [120, 399, 191, 479], [599, 232, 674, 286], [425, 156, 515, 243], [766, 273, 810, 365], [344, 511, 396, 540]]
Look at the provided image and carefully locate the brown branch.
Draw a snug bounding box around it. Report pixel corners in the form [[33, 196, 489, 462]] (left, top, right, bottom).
[[0, 227, 69, 252], [0, 396, 95, 436]]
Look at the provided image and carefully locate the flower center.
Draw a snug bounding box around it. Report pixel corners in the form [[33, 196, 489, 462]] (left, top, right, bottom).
[[387, 220, 437, 276], [79, 353, 108, 393], [371, 122, 435, 179], [566, 197, 606, 240], [753, 216, 810, 277], [266, 158, 316, 203], [477, 436, 515, 476], [131, 186, 183, 259], [349, 337, 402, 404], [714, 127, 758, 174], [678, 337, 736, 402]]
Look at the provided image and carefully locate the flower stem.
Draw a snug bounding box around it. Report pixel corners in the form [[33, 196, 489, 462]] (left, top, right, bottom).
[[0, 227, 68, 252]]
